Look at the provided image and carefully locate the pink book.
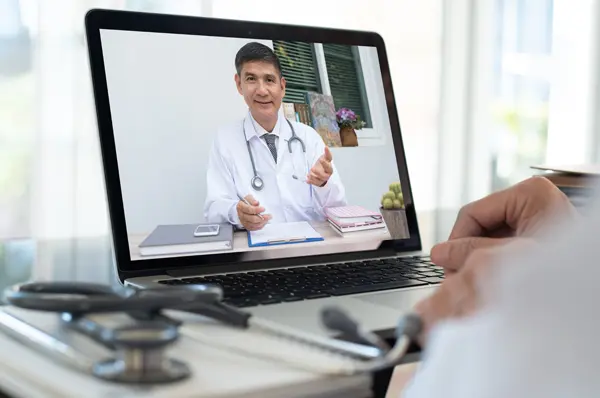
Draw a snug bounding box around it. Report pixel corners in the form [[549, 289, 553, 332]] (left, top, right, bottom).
[[326, 205, 381, 218], [325, 206, 383, 228]]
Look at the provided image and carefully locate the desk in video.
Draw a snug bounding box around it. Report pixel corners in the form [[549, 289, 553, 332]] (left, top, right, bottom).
[[99, 29, 410, 261]]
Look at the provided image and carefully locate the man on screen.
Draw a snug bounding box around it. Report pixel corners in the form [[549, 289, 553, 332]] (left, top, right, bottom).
[[203, 42, 347, 231]]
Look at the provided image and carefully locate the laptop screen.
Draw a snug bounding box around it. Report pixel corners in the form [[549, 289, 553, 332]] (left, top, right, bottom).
[[98, 27, 415, 263]]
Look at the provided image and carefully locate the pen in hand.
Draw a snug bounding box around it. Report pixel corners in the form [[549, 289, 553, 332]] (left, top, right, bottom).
[[237, 194, 264, 220]]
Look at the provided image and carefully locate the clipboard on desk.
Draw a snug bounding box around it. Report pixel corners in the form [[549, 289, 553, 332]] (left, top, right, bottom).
[[247, 221, 324, 247]]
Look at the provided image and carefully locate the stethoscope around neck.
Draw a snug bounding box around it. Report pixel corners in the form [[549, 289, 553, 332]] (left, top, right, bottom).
[[244, 118, 306, 191]]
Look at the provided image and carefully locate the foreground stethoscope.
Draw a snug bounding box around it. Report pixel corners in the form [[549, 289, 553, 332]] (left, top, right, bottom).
[[0, 281, 422, 383], [244, 118, 307, 191], [0, 282, 227, 384]]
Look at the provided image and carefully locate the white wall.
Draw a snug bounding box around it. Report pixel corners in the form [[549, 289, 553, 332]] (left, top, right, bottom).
[[100, 29, 401, 234], [546, 0, 599, 165]]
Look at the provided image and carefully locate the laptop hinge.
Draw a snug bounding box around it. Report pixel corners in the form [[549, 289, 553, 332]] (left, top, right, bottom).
[[166, 261, 281, 278], [165, 249, 421, 278]]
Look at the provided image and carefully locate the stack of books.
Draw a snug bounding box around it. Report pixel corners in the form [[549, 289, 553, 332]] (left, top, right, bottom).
[[325, 205, 386, 236], [531, 164, 600, 209]]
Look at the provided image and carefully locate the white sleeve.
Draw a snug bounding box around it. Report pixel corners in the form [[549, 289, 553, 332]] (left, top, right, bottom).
[[203, 136, 241, 227], [402, 198, 600, 398], [306, 127, 347, 212]]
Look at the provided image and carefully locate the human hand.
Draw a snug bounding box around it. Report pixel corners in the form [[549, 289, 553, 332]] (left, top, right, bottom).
[[306, 147, 333, 187], [430, 176, 577, 273], [415, 177, 578, 343], [416, 239, 536, 343], [236, 195, 272, 231]]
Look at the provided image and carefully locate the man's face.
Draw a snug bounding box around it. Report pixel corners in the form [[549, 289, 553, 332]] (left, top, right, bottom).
[[235, 61, 286, 122]]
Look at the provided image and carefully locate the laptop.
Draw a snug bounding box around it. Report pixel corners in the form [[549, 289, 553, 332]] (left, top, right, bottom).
[[84, 9, 442, 338]]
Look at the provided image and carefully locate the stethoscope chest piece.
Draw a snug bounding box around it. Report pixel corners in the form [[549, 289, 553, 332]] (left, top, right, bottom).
[[93, 322, 190, 384], [251, 175, 264, 191]]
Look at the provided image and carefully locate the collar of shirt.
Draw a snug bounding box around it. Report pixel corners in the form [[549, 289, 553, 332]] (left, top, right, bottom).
[[247, 110, 282, 141]]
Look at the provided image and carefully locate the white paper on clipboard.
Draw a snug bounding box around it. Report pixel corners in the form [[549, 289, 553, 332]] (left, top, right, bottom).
[[248, 222, 323, 246]]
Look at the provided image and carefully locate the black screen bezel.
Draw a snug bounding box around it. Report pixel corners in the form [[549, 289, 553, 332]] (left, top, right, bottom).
[[84, 9, 423, 282]]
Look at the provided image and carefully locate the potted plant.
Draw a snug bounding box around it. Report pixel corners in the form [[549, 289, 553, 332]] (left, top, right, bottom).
[[380, 182, 409, 239], [335, 107, 366, 147]]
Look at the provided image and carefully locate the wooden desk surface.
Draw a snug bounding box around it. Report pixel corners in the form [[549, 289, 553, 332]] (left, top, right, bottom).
[[128, 221, 396, 261]]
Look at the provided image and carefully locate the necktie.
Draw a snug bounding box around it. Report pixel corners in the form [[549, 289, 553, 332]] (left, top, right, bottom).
[[263, 134, 278, 163]]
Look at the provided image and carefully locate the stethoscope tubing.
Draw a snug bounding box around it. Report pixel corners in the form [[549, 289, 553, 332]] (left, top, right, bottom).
[[3, 282, 223, 314], [244, 118, 306, 191]]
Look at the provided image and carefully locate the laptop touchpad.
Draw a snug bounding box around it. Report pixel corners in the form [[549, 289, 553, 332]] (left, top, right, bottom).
[[356, 287, 436, 311]]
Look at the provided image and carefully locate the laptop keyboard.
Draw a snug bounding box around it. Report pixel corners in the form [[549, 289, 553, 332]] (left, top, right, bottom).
[[158, 255, 443, 307]]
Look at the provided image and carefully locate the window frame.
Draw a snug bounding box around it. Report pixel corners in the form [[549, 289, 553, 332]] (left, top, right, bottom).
[[274, 40, 323, 104], [276, 40, 383, 141], [321, 43, 373, 129]]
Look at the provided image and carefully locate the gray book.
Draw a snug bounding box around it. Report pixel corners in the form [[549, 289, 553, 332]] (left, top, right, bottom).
[[138, 223, 233, 257]]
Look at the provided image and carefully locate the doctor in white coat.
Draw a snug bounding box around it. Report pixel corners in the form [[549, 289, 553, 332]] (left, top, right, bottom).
[[203, 42, 347, 231]]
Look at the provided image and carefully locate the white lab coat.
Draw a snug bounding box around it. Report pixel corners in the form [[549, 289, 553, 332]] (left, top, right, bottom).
[[402, 195, 600, 398], [203, 111, 347, 227]]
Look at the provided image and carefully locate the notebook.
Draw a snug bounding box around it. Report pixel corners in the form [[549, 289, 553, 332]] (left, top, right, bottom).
[[0, 307, 374, 398], [248, 221, 324, 247], [531, 163, 600, 176], [139, 223, 233, 256], [327, 219, 385, 235], [179, 318, 377, 376], [326, 205, 382, 219], [325, 205, 384, 229]]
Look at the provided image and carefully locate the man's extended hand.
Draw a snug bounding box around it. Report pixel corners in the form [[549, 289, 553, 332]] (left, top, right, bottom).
[[306, 147, 333, 187], [415, 176, 578, 343], [236, 194, 272, 231]]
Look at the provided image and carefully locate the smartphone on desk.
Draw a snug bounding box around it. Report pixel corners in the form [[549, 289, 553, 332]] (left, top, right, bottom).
[[193, 224, 220, 237]]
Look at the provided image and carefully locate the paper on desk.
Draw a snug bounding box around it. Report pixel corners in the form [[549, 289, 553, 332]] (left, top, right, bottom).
[[249, 221, 323, 246], [178, 318, 369, 376]]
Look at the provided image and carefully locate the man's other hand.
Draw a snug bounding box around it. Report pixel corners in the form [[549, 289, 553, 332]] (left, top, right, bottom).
[[236, 195, 271, 231]]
